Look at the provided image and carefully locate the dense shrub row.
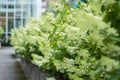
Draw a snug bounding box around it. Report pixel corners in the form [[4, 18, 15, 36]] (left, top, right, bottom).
[[11, 1, 120, 80]]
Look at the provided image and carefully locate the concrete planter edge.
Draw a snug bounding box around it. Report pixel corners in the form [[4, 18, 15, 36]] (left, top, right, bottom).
[[19, 58, 51, 80]]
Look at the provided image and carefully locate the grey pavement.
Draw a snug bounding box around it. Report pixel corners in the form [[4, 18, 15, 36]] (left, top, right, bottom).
[[0, 47, 27, 80]]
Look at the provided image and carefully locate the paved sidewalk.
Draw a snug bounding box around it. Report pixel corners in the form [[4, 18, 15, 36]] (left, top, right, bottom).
[[0, 47, 27, 80]]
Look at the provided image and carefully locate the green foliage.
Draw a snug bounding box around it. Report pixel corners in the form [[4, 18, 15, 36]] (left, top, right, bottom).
[[11, 17, 54, 60], [11, 1, 120, 80], [0, 27, 3, 37], [87, 0, 120, 36], [102, 0, 120, 34]]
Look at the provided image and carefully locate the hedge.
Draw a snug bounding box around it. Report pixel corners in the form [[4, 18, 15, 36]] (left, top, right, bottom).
[[11, 0, 120, 80]]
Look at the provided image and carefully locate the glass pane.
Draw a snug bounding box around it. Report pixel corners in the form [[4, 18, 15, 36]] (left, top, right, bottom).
[[8, 4, 14, 12], [8, 12, 13, 17], [31, 4, 36, 17], [0, 4, 6, 8], [8, 18, 14, 32], [16, 5, 21, 8], [23, 4, 29, 18], [16, 12, 21, 18], [0, 12, 6, 17], [0, 18, 6, 31], [8, 5, 14, 9], [16, 19, 21, 27]]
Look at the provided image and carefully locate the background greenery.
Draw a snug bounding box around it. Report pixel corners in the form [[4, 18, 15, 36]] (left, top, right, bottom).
[[0, 27, 3, 37]]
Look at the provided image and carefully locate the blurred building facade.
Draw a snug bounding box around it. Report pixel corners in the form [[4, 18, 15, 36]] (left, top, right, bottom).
[[0, 0, 48, 43]]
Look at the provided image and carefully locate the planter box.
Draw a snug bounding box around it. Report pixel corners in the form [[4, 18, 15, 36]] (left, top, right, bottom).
[[19, 58, 50, 80]]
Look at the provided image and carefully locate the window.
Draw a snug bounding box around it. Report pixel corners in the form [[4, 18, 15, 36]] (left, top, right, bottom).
[[8, 13, 14, 17], [16, 12, 21, 18], [16, 19, 21, 27], [0, 4, 6, 8], [8, 5, 14, 8], [8, 18, 14, 32], [0, 13, 6, 17], [0, 18, 6, 31]]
